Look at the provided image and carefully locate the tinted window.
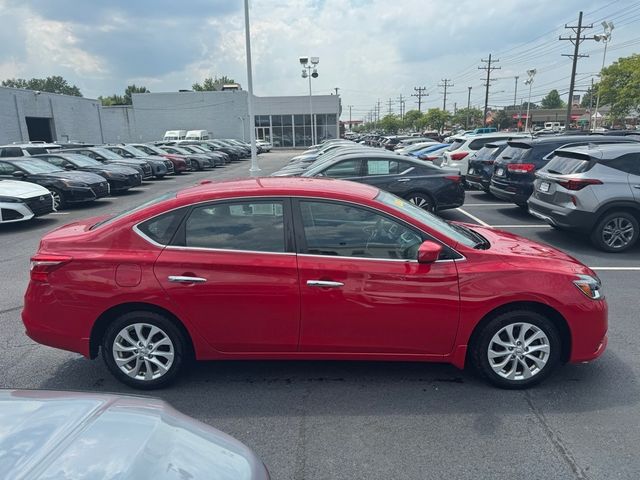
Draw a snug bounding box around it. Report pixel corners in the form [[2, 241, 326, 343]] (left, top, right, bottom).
[[322, 159, 361, 178], [184, 201, 285, 252], [469, 137, 504, 150], [138, 209, 185, 245], [0, 162, 17, 174], [0, 147, 23, 157], [543, 154, 592, 174], [448, 139, 465, 151], [604, 153, 640, 175], [500, 145, 532, 163], [300, 200, 422, 260], [43, 156, 67, 167], [25, 147, 48, 155]]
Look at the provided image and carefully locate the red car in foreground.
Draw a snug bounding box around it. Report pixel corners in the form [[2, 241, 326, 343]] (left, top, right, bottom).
[[23, 178, 607, 389]]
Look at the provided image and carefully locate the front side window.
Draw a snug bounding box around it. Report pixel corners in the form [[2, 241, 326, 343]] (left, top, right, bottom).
[[321, 159, 361, 178], [184, 201, 285, 252], [299, 200, 422, 260]]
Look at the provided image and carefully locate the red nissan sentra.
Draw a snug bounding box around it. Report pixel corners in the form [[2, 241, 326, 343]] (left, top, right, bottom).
[[23, 177, 607, 389]]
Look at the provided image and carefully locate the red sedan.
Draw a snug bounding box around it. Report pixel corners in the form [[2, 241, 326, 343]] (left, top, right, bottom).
[[23, 178, 608, 389]]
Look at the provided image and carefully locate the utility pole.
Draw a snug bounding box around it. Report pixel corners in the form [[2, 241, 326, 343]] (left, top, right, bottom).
[[411, 86, 428, 112], [453, 102, 457, 115], [466, 86, 472, 128], [387, 98, 393, 115], [398, 94, 405, 119], [479, 53, 501, 127], [438, 79, 453, 112], [334, 87, 340, 96], [560, 11, 593, 130], [347, 104, 353, 131], [376, 99, 381, 123], [513, 76, 519, 110], [589, 77, 594, 131]]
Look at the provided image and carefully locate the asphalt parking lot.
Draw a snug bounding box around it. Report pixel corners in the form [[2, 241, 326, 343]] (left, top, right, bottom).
[[1, 149, 639, 480]]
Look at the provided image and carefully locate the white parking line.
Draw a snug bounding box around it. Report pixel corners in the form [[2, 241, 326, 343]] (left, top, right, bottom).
[[590, 267, 640, 271], [50, 212, 70, 215], [135, 187, 150, 191], [492, 225, 553, 228], [455, 208, 491, 226], [462, 203, 510, 207]]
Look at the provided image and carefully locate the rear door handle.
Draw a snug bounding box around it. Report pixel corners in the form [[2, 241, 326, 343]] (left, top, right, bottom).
[[634, 185, 640, 189], [396, 178, 411, 182], [307, 280, 344, 288], [168, 275, 207, 284]]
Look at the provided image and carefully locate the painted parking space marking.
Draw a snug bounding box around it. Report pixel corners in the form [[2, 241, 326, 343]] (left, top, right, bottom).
[[461, 203, 511, 207], [590, 267, 640, 271], [455, 208, 491, 226], [491, 224, 553, 228], [50, 212, 70, 215]]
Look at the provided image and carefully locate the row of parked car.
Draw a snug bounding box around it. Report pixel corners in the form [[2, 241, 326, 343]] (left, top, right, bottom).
[[276, 130, 640, 252], [0, 138, 263, 223]]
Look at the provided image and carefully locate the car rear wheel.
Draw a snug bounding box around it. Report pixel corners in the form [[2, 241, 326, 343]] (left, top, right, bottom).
[[591, 211, 639, 253], [471, 310, 561, 389], [48, 188, 64, 210], [102, 311, 187, 389], [407, 193, 435, 212]]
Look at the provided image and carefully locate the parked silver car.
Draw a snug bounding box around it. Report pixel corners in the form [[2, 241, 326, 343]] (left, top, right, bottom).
[[528, 143, 640, 252], [0, 390, 270, 479]]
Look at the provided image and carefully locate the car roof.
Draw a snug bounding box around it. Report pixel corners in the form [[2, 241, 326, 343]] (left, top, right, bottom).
[[556, 142, 640, 159], [178, 177, 379, 202], [508, 134, 638, 147]]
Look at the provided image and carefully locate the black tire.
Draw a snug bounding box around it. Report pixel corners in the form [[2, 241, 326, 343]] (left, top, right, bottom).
[[102, 311, 188, 389], [406, 192, 435, 212], [48, 187, 65, 210], [471, 310, 561, 389], [516, 203, 528, 211], [590, 211, 639, 253], [194, 160, 204, 171]]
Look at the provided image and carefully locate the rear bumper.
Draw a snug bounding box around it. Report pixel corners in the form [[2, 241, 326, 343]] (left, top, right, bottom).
[[489, 182, 532, 204], [527, 197, 595, 230]]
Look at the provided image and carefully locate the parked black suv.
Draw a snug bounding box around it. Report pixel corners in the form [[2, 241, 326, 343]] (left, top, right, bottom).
[[490, 135, 638, 208], [466, 141, 509, 193]]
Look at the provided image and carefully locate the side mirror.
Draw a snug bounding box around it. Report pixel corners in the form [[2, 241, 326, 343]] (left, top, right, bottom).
[[417, 240, 443, 264], [64, 164, 76, 170], [12, 171, 25, 178]]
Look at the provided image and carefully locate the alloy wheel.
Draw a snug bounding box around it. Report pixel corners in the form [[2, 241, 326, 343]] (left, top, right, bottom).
[[487, 322, 550, 381], [49, 190, 62, 210], [112, 322, 175, 381], [408, 195, 434, 212], [602, 217, 635, 249]]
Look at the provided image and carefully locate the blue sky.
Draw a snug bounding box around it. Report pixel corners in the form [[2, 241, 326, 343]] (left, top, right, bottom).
[[0, 0, 638, 120]]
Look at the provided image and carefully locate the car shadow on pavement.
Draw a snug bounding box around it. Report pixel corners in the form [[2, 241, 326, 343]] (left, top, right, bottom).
[[0, 217, 58, 233], [37, 350, 638, 419]]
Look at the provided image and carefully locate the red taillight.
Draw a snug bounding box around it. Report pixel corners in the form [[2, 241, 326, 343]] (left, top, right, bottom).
[[30, 255, 72, 282], [507, 163, 536, 174], [557, 178, 603, 191], [449, 152, 469, 161], [444, 175, 462, 183], [419, 155, 436, 161]]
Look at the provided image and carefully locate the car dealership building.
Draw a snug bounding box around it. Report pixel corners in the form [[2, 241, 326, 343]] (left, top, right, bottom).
[[0, 86, 341, 148]]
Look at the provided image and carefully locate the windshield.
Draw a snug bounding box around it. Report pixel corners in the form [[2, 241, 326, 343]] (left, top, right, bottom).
[[163, 146, 189, 154], [376, 191, 479, 248], [25, 147, 49, 155], [15, 159, 63, 174], [120, 145, 150, 157], [92, 147, 125, 160], [138, 144, 165, 155], [92, 191, 177, 229], [63, 154, 101, 167]]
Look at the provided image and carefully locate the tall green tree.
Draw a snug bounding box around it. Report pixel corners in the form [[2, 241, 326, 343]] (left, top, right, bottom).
[[491, 110, 515, 130], [1, 75, 82, 96], [540, 89, 565, 109], [378, 114, 402, 134], [452, 107, 484, 128], [403, 109, 424, 130], [192, 75, 236, 91], [580, 84, 599, 108], [599, 53, 640, 120], [423, 108, 451, 132], [99, 84, 150, 106]]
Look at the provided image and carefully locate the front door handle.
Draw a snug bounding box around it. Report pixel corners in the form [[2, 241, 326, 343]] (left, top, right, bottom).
[[168, 275, 207, 284], [634, 185, 640, 189], [396, 178, 411, 182], [307, 280, 344, 288]]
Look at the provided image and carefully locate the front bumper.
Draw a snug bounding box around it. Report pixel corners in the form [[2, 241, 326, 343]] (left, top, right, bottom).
[[109, 174, 143, 192]]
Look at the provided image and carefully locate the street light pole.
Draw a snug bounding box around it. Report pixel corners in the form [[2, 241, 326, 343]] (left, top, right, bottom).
[[524, 69, 536, 133], [593, 21, 614, 132], [243, 0, 260, 176], [300, 57, 319, 146]]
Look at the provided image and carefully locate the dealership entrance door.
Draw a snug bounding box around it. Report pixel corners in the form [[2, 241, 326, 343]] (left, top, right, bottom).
[[25, 117, 54, 142]]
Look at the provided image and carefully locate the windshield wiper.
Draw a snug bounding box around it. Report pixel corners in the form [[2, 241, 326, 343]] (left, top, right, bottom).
[[546, 169, 563, 175]]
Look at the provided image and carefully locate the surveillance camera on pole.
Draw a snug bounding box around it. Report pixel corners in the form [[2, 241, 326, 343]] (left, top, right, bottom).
[[299, 56, 309, 65], [299, 55, 320, 145], [311, 69, 318, 78], [310, 57, 319, 65]]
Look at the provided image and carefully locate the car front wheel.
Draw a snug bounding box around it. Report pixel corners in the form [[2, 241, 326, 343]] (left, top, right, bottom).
[[48, 188, 64, 210], [471, 310, 561, 389], [102, 311, 187, 389]]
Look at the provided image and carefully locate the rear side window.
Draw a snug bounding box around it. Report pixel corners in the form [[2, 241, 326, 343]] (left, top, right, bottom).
[[25, 147, 48, 155], [543, 154, 593, 174], [183, 201, 285, 252], [137, 209, 185, 245], [448, 139, 465, 151], [603, 153, 640, 175]]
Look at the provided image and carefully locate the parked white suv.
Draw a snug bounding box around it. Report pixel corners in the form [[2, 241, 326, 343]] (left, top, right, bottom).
[[441, 133, 528, 174], [0, 179, 54, 223], [0, 142, 60, 157]]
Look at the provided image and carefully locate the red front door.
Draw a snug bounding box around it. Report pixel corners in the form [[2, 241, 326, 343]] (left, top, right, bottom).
[[294, 199, 460, 355], [153, 199, 300, 353]]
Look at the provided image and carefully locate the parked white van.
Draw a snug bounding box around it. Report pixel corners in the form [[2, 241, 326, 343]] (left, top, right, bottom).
[[185, 130, 211, 140], [163, 130, 187, 141], [543, 122, 564, 132]]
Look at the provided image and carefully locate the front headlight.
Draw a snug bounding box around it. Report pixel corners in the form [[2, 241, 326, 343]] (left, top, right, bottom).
[[60, 180, 87, 187], [0, 196, 23, 203], [573, 274, 603, 300]]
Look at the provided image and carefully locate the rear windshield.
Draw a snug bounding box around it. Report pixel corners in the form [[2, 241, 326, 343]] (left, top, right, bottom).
[[499, 145, 531, 163], [25, 147, 48, 155], [542, 154, 592, 175], [474, 145, 502, 160], [91, 191, 177, 229], [448, 139, 465, 151]]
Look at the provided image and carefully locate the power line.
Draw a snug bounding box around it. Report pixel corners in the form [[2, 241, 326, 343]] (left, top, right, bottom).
[[411, 86, 428, 112]]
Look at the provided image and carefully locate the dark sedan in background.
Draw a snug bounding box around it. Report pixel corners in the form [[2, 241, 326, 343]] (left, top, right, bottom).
[[0, 158, 109, 210], [0, 390, 270, 480], [103, 145, 174, 178], [127, 143, 191, 173], [60, 147, 154, 179], [35, 153, 142, 192], [301, 153, 465, 212]]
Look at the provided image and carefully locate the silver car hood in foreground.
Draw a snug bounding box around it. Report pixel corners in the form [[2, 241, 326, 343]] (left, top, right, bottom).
[[0, 390, 269, 480]]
